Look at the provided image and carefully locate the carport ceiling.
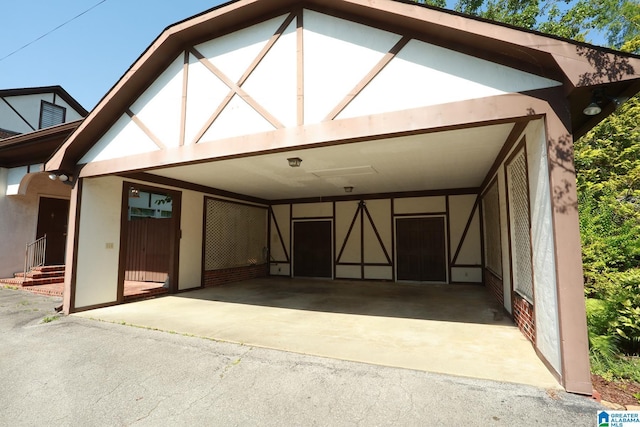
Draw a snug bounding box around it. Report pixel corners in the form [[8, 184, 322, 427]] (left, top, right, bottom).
[[148, 123, 515, 200]]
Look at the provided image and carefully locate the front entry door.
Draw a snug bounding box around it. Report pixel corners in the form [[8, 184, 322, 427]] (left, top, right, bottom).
[[293, 221, 332, 278], [36, 197, 70, 265], [396, 217, 447, 282]]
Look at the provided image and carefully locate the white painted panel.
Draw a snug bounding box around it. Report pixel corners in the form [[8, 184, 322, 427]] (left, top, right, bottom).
[[184, 55, 233, 144], [130, 55, 184, 148], [363, 217, 387, 264], [303, 10, 401, 124], [270, 263, 290, 276], [6, 166, 27, 195], [526, 120, 561, 373], [336, 265, 361, 279], [271, 204, 290, 257], [448, 194, 476, 261], [2, 93, 49, 130], [292, 202, 332, 218], [456, 209, 482, 265], [200, 94, 275, 142], [340, 39, 561, 119], [75, 177, 121, 308], [195, 15, 287, 83], [364, 199, 392, 263], [179, 190, 203, 290], [0, 101, 33, 134], [451, 267, 482, 283], [243, 20, 297, 127], [335, 201, 359, 263], [498, 166, 512, 312], [393, 196, 445, 214], [364, 266, 392, 280], [79, 114, 160, 164]]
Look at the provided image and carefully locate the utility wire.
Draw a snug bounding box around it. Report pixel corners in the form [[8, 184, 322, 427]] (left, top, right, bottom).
[[0, 0, 108, 63]]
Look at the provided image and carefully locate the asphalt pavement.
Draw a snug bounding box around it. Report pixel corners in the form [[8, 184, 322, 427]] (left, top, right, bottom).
[[0, 288, 604, 426]]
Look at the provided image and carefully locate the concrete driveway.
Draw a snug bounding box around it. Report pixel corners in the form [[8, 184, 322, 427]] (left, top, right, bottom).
[[1, 288, 603, 426], [76, 278, 560, 389]]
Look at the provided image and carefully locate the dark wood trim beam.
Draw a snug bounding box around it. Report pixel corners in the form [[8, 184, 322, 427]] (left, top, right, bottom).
[[451, 195, 480, 266], [324, 36, 411, 121], [125, 109, 166, 150], [190, 47, 284, 130], [480, 120, 529, 193], [1, 97, 35, 131], [120, 171, 270, 206]]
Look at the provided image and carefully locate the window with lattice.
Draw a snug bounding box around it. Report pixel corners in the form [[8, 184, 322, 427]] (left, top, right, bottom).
[[204, 198, 267, 270], [506, 149, 534, 301], [482, 180, 502, 277]]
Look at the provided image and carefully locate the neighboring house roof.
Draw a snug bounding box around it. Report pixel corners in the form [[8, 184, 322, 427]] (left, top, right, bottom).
[[0, 128, 20, 139], [47, 0, 640, 172], [0, 86, 89, 117], [0, 119, 82, 168]]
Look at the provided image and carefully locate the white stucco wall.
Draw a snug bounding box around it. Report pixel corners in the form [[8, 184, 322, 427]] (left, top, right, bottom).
[[0, 173, 70, 278], [179, 190, 203, 290], [74, 177, 122, 308], [525, 120, 562, 373]]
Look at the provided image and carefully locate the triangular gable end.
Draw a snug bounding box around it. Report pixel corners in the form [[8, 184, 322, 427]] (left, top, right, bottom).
[[73, 7, 566, 167]]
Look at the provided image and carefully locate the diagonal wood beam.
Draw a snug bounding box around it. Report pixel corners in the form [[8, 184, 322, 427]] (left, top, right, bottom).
[[125, 109, 166, 150], [451, 195, 480, 266], [324, 36, 411, 122], [188, 17, 291, 145], [189, 14, 294, 145]]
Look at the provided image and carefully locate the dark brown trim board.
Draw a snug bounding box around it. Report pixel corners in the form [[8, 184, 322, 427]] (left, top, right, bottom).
[[63, 178, 83, 314]]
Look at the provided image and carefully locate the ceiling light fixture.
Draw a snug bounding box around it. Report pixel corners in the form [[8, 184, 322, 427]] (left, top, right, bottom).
[[344, 186, 354, 193], [129, 187, 140, 198], [287, 157, 302, 167], [47, 171, 73, 185], [583, 101, 602, 116]]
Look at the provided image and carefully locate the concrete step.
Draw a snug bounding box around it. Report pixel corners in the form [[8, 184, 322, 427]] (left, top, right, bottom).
[[14, 270, 66, 279]]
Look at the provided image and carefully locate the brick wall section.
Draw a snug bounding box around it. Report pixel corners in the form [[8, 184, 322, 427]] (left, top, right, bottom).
[[484, 269, 504, 307], [203, 264, 268, 287], [513, 293, 536, 344]]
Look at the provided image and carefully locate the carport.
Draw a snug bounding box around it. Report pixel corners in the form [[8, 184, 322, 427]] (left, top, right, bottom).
[[76, 277, 560, 388], [45, 0, 640, 394]]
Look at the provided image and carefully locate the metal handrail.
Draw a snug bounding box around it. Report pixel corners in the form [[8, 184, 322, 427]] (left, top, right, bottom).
[[24, 235, 46, 278]]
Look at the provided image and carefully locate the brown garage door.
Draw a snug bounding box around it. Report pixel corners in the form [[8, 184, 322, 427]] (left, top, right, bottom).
[[293, 221, 332, 278], [396, 217, 446, 282]]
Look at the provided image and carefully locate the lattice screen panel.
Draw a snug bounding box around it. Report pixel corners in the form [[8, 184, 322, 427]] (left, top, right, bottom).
[[506, 150, 534, 300], [204, 199, 267, 270], [482, 180, 502, 276]]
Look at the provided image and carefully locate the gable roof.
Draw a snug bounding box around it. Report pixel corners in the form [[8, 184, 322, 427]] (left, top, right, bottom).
[[0, 119, 82, 168], [0, 86, 88, 117], [47, 0, 640, 172]]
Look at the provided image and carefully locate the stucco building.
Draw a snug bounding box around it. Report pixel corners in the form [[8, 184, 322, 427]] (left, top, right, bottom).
[[0, 86, 86, 279]]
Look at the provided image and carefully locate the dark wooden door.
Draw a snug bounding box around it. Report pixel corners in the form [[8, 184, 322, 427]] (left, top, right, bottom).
[[396, 217, 446, 282], [36, 197, 69, 265], [293, 221, 332, 278], [125, 218, 172, 282]]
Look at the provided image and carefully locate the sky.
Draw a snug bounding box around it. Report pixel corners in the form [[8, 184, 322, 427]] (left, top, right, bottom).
[[0, 0, 225, 110], [0, 0, 610, 112]]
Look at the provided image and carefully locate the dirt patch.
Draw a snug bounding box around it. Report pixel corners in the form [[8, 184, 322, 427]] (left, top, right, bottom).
[[592, 374, 640, 406]]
